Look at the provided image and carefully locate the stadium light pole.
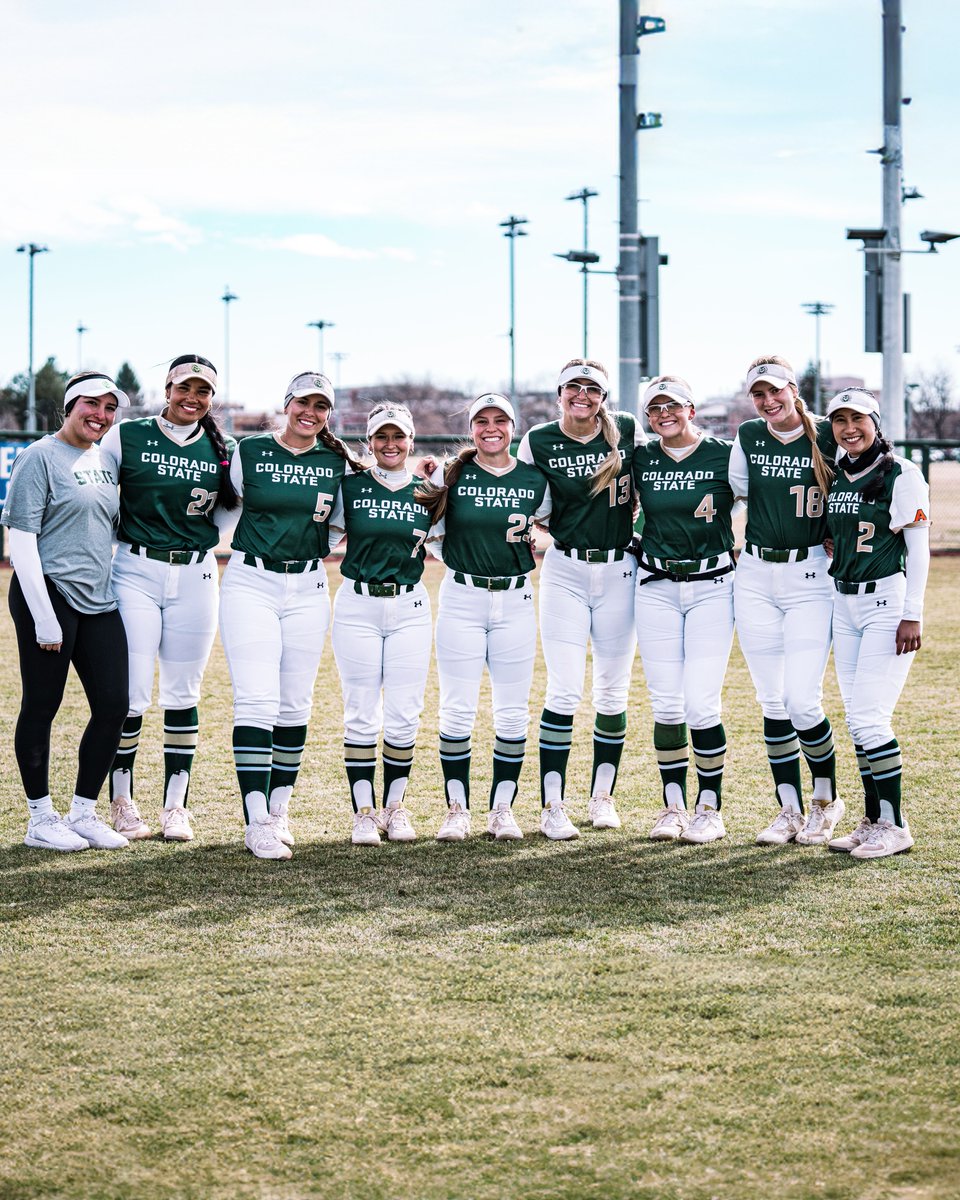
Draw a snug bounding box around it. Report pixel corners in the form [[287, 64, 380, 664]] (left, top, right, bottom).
[[500, 215, 528, 404], [222, 286, 238, 432], [307, 320, 335, 374], [801, 302, 834, 413], [330, 351, 349, 389], [76, 321, 88, 371], [16, 243, 50, 431], [565, 188, 599, 356]]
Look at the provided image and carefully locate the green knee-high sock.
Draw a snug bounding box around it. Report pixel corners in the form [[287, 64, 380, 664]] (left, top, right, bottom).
[[654, 721, 689, 808], [110, 715, 143, 802], [164, 707, 199, 807], [490, 735, 525, 809], [797, 717, 837, 801], [591, 711, 627, 797], [269, 724, 307, 813], [854, 743, 881, 822], [382, 741, 415, 808], [763, 717, 802, 808], [439, 732, 471, 808], [691, 723, 726, 810], [539, 709, 574, 806], [866, 738, 904, 826], [233, 725, 272, 824], [345, 742, 377, 812]]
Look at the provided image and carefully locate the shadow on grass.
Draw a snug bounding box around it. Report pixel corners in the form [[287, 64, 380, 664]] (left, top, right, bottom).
[[0, 825, 860, 943]]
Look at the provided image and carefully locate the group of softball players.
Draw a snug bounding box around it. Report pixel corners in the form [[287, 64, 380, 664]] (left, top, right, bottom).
[[3, 352, 930, 863]]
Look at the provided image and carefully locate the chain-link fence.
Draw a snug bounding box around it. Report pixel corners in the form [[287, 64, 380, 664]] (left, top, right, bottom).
[[900, 442, 960, 551]]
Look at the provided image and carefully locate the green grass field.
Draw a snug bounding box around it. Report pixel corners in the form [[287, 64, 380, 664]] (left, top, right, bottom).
[[1, 560, 958, 1200]]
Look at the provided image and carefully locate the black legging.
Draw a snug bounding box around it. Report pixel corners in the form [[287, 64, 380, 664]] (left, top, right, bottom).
[[9, 574, 129, 801]]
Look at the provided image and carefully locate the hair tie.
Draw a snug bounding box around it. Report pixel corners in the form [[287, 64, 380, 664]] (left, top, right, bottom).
[[220, 460, 229, 467]]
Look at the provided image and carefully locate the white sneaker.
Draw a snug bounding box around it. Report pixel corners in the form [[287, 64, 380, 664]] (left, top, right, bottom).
[[488, 807, 524, 841], [160, 806, 194, 842], [588, 793, 621, 829], [376, 804, 417, 842], [540, 803, 579, 841], [679, 803, 726, 845], [272, 808, 294, 847], [649, 804, 689, 842], [755, 808, 804, 846], [436, 803, 471, 842], [110, 797, 151, 840], [828, 817, 876, 853], [352, 808, 381, 846], [65, 811, 129, 850], [245, 816, 293, 860], [796, 797, 846, 846], [850, 818, 914, 860], [24, 812, 90, 852]]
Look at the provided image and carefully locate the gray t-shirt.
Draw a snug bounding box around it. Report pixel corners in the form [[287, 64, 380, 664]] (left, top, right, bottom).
[[1, 435, 120, 613]]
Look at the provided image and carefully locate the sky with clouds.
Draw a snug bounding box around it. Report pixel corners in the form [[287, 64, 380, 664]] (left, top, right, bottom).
[[1, 0, 957, 414]]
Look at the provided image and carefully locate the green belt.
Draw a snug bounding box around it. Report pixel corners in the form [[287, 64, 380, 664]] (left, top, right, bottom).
[[559, 547, 626, 563], [745, 543, 809, 564], [243, 553, 320, 574], [834, 579, 878, 595], [452, 572, 525, 591], [129, 543, 204, 566], [354, 580, 415, 597]]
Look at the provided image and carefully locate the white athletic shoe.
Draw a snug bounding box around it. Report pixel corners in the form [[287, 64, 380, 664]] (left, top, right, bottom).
[[160, 806, 194, 842], [649, 804, 689, 842], [352, 808, 381, 846], [377, 804, 417, 842], [65, 812, 129, 850], [110, 798, 151, 840], [540, 803, 579, 841], [679, 803, 726, 845], [24, 812, 90, 852], [850, 818, 914, 860], [436, 803, 471, 842], [755, 808, 804, 846], [588, 793, 622, 829], [272, 809, 295, 847], [795, 797, 845, 846], [245, 817, 293, 860], [828, 817, 877, 853], [488, 807, 523, 841]]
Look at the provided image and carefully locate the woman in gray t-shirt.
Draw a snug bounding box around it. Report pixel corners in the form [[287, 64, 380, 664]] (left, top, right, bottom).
[[2, 371, 131, 852]]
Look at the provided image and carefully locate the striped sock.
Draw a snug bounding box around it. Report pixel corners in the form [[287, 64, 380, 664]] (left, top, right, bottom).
[[233, 725, 272, 824], [164, 707, 198, 806], [854, 743, 881, 822], [654, 721, 688, 808], [763, 717, 802, 808], [490, 735, 525, 808], [691, 723, 727, 809], [797, 717, 837, 801], [270, 724, 307, 794], [439, 732, 471, 807], [345, 742, 377, 812], [383, 741, 415, 807], [591, 711, 627, 796], [539, 709, 574, 806], [110, 715, 143, 802], [866, 738, 904, 826]]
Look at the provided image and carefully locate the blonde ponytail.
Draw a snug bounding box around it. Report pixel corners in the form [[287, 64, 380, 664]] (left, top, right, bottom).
[[794, 397, 834, 495], [413, 445, 478, 522]]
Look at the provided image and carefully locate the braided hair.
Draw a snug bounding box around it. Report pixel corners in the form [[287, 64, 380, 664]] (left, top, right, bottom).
[[748, 354, 834, 495], [318, 424, 366, 473], [166, 354, 239, 512]]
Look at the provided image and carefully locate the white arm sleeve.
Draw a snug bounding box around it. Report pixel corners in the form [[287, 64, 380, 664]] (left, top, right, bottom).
[[426, 516, 445, 560], [98, 423, 123, 475], [728, 435, 750, 502], [901, 523, 930, 623], [327, 486, 346, 551], [212, 448, 243, 539], [8, 528, 63, 644], [516, 433, 534, 465]]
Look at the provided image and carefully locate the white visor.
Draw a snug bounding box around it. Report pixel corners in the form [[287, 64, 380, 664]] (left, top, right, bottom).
[[643, 379, 695, 409], [745, 363, 797, 392], [468, 393, 515, 424], [285, 372, 335, 409], [557, 364, 610, 393], [64, 375, 130, 409], [166, 361, 218, 393], [367, 407, 415, 439], [826, 391, 881, 420]]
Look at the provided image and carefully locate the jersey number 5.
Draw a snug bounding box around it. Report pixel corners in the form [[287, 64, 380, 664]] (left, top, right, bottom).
[[313, 493, 334, 523]]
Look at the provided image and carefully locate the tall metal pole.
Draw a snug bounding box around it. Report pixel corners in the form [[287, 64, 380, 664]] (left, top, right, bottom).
[[801, 301, 834, 413], [16, 243, 49, 431], [881, 0, 904, 442], [76, 322, 88, 371], [566, 188, 598, 356], [222, 286, 238, 431], [619, 0, 641, 414], [330, 351, 348, 389], [307, 320, 335, 373], [499, 216, 528, 403]]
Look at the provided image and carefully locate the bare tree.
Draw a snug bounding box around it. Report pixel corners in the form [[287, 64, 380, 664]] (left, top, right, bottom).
[[909, 367, 958, 440]]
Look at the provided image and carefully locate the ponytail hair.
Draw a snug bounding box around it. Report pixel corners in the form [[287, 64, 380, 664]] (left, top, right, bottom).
[[198, 411, 240, 512], [318, 424, 366, 473], [559, 357, 623, 498], [859, 434, 896, 503], [747, 353, 834, 495], [414, 445, 478, 521]]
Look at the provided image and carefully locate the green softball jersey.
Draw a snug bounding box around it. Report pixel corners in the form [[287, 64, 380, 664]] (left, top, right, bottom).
[[632, 435, 735, 562], [337, 471, 430, 586], [517, 411, 641, 550], [101, 417, 235, 553], [730, 418, 836, 550], [437, 460, 549, 577], [231, 434, 348, 562], [827, 455, 930, 583]]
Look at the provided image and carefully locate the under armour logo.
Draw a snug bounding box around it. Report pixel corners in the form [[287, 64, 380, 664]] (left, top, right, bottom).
[[262, 449, 273, 457], [524, 593, 532, 600], [805, 572, 816, 579], [877, 599, 887, 607], [202, 573, 212, 580], [361, 487, 372, 494], [551, 444, 565, 451], [317, 581, 325, 589], [623, 571, 632, 578], [414, 600, 423, 608], [147, 439, 158, 447]]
